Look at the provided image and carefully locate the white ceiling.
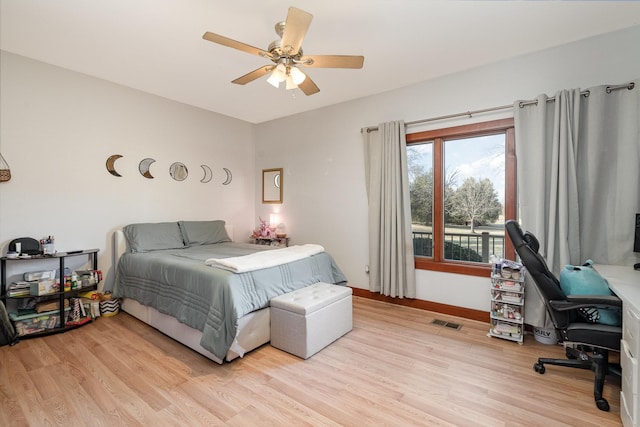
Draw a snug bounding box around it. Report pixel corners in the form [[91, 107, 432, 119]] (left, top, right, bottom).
[[2, 0, 640, 124]]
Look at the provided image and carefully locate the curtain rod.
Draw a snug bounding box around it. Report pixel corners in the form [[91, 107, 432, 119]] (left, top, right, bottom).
[[362, 81, 635, 133], [362, 104, 512, 133], [517, 82, 635, 107]]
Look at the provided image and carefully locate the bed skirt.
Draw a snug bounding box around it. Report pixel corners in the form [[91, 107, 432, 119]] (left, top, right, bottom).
[[121, 298, 271, 364]]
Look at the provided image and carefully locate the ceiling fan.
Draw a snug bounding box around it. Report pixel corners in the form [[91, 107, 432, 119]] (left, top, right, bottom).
[[202, 6, 364, 95]]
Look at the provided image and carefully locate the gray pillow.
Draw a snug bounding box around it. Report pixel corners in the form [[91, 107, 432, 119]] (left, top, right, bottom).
[[179, 220, 231, 246], [123, 222, 187, 252]]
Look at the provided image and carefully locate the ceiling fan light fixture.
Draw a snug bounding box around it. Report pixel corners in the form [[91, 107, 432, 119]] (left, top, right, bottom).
[[266, 73, 280, 88], [285, 75, 297, 90], [204, 7, 360, 96], [290, 66, 306, 85], [267, 63, 287, 87]]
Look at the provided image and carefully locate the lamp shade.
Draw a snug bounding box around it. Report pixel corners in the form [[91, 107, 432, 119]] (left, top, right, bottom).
[[290, 66, 306, 85], [285, 76, 297, 90], [267, 63, 287, 88], [266, 74, 280, 88]]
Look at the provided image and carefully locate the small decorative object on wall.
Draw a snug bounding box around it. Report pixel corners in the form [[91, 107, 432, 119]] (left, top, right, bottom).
[[106, 154, 124, 177], [169, 162, 188, 181], [262, 168, 283, 203], [105, 154, 229, 185], [200, 164, 213, 183], [138, 158, 156, 179], [222, 167, 233, 185], [0, 152, 10, 182]]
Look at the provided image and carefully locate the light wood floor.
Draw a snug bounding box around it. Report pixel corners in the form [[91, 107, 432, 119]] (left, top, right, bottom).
[[1, 297, 622, 426]]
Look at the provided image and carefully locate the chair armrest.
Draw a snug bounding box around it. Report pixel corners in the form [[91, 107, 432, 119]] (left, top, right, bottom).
[[549, 294, 622, 312], [566, 294, 622, 306]]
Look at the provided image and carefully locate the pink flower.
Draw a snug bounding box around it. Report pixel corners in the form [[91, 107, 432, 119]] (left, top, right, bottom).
[[253, 217, 274, 238]]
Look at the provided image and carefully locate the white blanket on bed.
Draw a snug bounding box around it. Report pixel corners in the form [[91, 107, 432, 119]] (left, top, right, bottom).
[[205, 244, 325, 273]]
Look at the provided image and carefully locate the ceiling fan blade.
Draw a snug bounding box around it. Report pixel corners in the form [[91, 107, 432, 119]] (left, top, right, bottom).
[[280, 7, 313, 56], [297, 72, 320, 96], [203, 32, 272, 59], [231, 65, 274, 85], [299, 55, 364, 69]]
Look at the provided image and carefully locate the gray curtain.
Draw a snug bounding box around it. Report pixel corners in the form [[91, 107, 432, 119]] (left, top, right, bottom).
[[514, 89, 582, 275], [514, 79, 640, 328], [363, 121, 416, 298]]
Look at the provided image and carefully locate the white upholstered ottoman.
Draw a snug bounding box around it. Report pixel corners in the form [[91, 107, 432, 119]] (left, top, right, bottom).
[[270, 282, 352, 359]]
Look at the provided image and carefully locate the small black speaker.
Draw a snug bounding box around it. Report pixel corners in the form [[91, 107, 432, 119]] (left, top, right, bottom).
[[634, 213, 640, 253]]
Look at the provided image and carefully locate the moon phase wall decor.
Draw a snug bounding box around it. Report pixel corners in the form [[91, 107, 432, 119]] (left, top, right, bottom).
[[139, 158, 156, 179], [106, 154, 123, 177], [222, 167, 233, 185], [169, 162, 188, 181], [107, 155, 231, 185], [200, 165, 213, 183]]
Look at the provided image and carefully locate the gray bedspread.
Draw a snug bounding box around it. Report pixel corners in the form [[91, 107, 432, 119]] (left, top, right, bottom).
[[113, 242, 347, 359]]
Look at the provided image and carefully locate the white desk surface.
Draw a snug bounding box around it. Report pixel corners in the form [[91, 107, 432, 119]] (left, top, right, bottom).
[[594, 264, 640, 308]]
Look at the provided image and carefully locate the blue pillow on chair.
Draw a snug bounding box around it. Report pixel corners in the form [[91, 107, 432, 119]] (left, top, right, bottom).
[[559, 260, 621, 326]]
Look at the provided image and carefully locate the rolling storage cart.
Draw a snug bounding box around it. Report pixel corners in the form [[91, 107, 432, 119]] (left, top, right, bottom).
[[489, 260, 526, 344]]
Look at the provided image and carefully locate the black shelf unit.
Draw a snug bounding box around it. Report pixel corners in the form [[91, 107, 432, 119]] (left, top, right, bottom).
[[1, 249, 100, 339]]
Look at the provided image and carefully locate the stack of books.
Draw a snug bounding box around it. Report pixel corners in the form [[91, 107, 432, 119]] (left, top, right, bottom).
[[8, 281, 31, 297]]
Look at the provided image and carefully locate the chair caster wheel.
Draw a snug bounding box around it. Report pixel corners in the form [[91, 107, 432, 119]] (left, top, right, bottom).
[[533, 362, 545, 374], [595, 398, 609, 412]]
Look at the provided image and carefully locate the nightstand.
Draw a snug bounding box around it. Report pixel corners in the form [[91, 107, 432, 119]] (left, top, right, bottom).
[[251, 237, 290, 247]]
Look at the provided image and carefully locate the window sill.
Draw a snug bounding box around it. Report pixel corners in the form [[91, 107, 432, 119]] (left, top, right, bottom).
[[414, 257, 491, 278]]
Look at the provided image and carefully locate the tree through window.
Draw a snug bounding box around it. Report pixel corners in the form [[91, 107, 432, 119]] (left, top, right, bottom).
[[406, 118, 516, 277]]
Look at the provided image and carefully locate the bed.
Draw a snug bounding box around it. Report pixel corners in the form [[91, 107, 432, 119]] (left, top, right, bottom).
[[112, 220, 347, 364]]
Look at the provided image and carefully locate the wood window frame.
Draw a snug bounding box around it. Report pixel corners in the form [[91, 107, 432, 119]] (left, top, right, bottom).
[[406, 118, 516, 278]]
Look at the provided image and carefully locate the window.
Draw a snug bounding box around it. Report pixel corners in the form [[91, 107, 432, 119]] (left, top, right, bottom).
[[406, 118, 516, 277]]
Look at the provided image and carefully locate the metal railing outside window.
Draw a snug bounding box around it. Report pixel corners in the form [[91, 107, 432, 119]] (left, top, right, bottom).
[[412, 231, 505, 262]]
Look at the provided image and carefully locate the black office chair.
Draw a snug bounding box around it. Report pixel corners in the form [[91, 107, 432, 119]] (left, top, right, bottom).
[[505, 220, 622, 411]]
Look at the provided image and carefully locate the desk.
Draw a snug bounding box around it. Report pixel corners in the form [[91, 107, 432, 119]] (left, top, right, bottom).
[[595, 265, 640, 427]]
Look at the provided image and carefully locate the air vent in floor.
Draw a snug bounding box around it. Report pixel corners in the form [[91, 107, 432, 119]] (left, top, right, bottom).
[[431, 319, 461, 330]]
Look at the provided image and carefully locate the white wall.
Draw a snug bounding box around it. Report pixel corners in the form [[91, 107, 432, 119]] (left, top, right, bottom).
[[0, 52, 256, 289], [2, 26, 639, 312], [255, 25, 640, 312]]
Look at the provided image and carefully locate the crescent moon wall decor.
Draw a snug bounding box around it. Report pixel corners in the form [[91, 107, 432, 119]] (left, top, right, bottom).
[[200, 164, 213, 183], [222, 168, 233, 185], [139, 158, 156, 179], [106, 154, 123, 177]]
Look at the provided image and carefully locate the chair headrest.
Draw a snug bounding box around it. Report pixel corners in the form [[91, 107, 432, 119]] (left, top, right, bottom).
[[523, 232, 540, 253]]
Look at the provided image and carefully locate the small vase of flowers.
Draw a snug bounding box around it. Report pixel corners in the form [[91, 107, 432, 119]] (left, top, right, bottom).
[[251, 217, 274, 239]]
